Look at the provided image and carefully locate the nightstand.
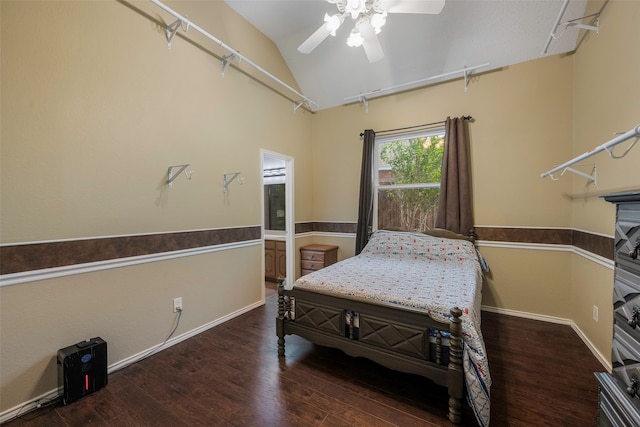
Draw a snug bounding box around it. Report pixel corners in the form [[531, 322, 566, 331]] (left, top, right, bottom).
[[300, 244, 338, 276]]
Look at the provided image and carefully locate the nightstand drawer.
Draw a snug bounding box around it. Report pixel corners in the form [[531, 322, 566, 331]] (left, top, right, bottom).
[[300, 244, 338, 275], [301, 260, 325, 270], [301, 250, 327, 262]]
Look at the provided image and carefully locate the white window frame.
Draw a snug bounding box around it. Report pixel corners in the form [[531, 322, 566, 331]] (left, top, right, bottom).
[[372, 128, 445, 232]]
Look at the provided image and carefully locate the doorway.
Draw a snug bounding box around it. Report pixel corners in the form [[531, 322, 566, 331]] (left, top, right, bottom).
[[261, 150, 294, 299]]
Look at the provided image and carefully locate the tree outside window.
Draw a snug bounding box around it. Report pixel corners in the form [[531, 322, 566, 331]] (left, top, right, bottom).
[[376, 133, 444, 231]]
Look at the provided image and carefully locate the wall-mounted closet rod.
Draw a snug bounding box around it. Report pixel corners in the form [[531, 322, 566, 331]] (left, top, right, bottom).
[[542, 0, 570, 55], [343, 63, 489, 104], [540, 123, 640, 180], [149, 0, 318, 110]]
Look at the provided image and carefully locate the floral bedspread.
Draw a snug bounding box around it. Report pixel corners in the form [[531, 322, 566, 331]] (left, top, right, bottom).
[[291, 230, 491, 427]]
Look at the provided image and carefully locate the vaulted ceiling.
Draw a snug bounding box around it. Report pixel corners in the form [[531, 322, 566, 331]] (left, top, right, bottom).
[[225, 0, 592, 111]]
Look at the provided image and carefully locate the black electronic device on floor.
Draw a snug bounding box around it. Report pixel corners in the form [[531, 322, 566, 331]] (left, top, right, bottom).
[[57, 337, 107, 405]]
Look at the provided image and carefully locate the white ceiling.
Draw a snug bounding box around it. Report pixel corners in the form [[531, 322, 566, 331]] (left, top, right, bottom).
[[224, 0, 590, 111]]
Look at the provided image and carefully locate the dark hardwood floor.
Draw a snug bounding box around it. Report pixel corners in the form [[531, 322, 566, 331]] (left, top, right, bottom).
[[4, 294, 605, 426]]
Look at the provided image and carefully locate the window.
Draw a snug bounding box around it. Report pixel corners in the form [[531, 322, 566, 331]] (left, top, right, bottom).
[[264, 183, 286, 231], [263, 161, 287, 232], [374, 129, 445, 231]]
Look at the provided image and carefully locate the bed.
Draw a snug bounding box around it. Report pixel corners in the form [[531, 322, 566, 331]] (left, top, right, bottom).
[[276, 229, 491, 426]]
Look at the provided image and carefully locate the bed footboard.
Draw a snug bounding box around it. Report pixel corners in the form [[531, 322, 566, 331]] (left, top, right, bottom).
[[275, 279, 464, 424]]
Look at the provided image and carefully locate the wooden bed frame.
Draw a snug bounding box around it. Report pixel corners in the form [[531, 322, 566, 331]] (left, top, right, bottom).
[[276, 229, 476, 424]]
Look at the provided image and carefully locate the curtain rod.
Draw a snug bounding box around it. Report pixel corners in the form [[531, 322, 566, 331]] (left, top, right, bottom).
[[360, 116, 472, 138]]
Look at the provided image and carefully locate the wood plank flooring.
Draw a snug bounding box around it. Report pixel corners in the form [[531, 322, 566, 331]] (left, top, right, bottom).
[[4, 295, 605, 426]]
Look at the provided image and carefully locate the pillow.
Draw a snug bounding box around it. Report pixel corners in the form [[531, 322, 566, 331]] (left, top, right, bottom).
[[361, 230, 476, 262]]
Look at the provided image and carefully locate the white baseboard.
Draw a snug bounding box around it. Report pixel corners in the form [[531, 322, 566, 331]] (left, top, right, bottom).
[[569, 321, 612, 372], [0, 299, 265, 424], [482, 305, 611, 372]]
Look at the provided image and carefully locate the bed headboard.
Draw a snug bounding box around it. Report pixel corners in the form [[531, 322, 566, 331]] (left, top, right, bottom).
[[422, 228, 476, 243], [383, 228, 476, 243]]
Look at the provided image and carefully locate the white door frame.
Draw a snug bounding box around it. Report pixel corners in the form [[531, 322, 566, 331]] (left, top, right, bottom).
[[260, 149, 295, 295]]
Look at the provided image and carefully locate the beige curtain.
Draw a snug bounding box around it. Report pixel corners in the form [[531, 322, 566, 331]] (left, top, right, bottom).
[[435, 117, 473, 234]]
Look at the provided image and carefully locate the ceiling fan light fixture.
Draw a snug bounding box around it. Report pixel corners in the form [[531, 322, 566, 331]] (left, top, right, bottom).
[[345, 0, 367, 20], [299, 0, 445, 63], [324, 13, 343, 36], [346, 28, 364, 47], [370, 11, 387, 34]]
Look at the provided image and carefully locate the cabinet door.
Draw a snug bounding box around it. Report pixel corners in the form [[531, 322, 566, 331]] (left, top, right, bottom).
[[276, 241, 287, 279], [265, 241, 276, 280]]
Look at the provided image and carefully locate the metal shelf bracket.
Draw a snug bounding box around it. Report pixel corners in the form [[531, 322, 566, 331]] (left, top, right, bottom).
[[223, 172, 244, 193], [167, 164, 193, 188]]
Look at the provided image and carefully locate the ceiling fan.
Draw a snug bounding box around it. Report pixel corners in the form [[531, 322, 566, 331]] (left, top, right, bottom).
[[298, 0, 445, 63]]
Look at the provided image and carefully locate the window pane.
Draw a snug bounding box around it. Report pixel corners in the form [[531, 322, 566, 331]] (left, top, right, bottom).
[[264, 184, 285, 231], [377, 187, 439, 231], [375, 132, 444, 232], [378, 136, 444, 186]]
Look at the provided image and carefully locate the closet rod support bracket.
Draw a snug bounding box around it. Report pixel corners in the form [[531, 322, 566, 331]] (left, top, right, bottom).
[[221, 53, 239, 77], [294, 100, 307, 113], [464, 68, 469, 92], [559, 14, 599, 36], [223, 172, 243, 193], [167, 164, 192, 188], [166, 18, 189, 49], [561, 165, 597, 186], [359, 96, 369, 113]]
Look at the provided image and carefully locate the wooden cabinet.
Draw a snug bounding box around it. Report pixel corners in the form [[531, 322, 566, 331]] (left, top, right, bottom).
[[265, 240, 286, 281], [300, 244, 338, 276], [596, 191, 640, 426]]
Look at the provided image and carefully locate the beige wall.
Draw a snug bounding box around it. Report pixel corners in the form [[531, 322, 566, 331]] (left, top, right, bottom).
[[0, 0, 314, 242], [311, 55, 575, 228], [0, 0, 313, 413], [571, 0, 639, 234], [0, 246, 262, 409], [568, 0, 640, 360]]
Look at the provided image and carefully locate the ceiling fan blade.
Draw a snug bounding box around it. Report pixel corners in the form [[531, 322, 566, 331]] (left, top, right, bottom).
[[359, 21, 384, 63], [380, 0, 445, 14], [298, 22, 332, 54]]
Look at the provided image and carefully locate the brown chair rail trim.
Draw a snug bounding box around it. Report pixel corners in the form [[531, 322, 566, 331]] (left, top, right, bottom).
[[296, 223, 614, 261], [0, 226, 261, 275], [1, 224, 612, 275], [474, 227, 613, 260]]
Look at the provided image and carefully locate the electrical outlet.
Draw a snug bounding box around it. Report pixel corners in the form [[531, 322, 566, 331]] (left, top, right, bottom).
[[173, 297, 183, 313], [593, 305, 598, 322]]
